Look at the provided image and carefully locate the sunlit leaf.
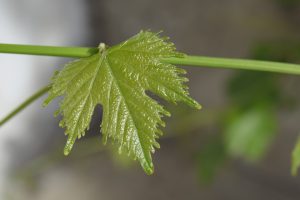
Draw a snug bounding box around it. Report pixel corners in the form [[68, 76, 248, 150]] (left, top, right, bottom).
[[43, 31, 200, 174]]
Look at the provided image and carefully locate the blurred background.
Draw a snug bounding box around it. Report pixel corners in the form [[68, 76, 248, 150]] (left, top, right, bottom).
[[1, 0, 300, 199]]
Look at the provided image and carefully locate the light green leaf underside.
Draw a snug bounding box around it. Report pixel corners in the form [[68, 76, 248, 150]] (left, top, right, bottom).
[[44, 31, 200, 174]]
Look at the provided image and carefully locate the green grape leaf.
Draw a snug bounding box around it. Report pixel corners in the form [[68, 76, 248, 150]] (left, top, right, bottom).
[[43, 31, 201, 174], [224, 107, 277, 161], [292, 136, 300, 176], [225, 71, 280, 162]]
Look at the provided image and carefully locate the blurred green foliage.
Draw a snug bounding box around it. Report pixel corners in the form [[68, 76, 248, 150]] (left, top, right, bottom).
[[197, 136, 226, 184], [252, 41, 300, 63], [227, 71, 280, 109], [197, 39, 300, 183], [292, 137, 300, 175], [252, 40, 300, 176], [225, 70, 280, 161], [276, 0, 300, 8], [224, 107, 277, 161]]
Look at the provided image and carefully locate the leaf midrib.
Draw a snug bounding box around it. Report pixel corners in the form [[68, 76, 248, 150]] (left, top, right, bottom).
[[105, 55, 150, 166]]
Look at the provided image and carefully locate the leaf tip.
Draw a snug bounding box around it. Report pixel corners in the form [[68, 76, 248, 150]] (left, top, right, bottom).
[[140, 155, 155, 175], [196, 103, 202, 110], [188, 99, 202, 110], [143, 163, 154, 175], [63, 136, 76, 156], [163, 109, 171, 117], [64, 148, 70, 156], [42, 98, 50, 107]]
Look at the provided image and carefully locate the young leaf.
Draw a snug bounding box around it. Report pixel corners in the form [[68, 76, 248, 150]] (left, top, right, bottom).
[[224, 107, 277, 161], [43, 31, 201, 174]]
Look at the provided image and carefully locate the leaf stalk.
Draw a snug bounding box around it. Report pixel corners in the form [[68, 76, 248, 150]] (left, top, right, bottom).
[[0, 86, 50, 126]]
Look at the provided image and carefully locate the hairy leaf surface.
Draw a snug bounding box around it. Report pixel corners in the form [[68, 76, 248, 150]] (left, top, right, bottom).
[[44, 31, 200, 174]]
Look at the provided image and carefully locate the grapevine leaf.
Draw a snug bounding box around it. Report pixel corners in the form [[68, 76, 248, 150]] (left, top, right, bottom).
[[224, 107, 277, 161], [43, 31, 201, 174], [225, 71, 279, 161]]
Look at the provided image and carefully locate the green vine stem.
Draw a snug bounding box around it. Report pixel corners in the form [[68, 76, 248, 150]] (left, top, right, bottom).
[[0, 43, 98, 58], [1, 43, 300, 127], [1, 43, 300, 74], [161, 56, 300, 75], [0, 85, 50, 126]]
